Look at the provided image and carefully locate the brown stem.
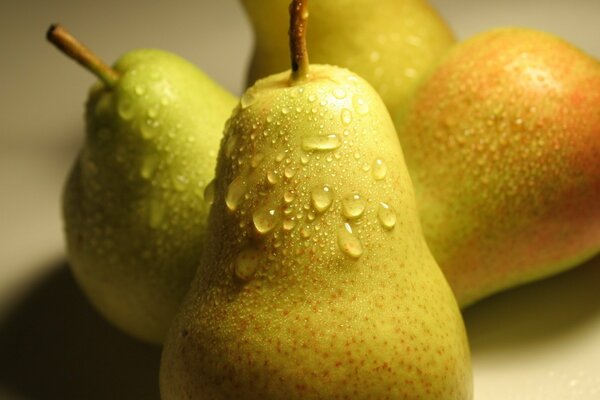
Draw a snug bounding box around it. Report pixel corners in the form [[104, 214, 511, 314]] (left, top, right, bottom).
[[289, 0, 309, 83], [46, 23, 119, 88]]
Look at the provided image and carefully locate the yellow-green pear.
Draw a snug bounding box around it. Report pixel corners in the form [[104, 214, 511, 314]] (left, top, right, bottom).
[[241, 0, 455, 128], [398, 28, 600, 307], [48, 25, 237, 343], [160, 2, 472, 398]]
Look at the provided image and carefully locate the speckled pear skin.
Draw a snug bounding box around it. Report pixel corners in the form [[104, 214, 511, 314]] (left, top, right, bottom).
[[397, 28, 600, 307], [241, 0, 455, 130], [62, 49, 237, 343], [160, 65, 472, 399]]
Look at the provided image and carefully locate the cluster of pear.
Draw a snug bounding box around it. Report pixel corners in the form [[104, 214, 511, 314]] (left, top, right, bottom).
[[49, 0, 599, 398]]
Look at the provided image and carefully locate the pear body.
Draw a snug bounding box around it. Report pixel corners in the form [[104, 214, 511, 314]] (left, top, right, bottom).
[[160, 65, 472, 399], [63, 49, 237, 343], [398, 28, 600, 306], [241, 0, 455, 128]]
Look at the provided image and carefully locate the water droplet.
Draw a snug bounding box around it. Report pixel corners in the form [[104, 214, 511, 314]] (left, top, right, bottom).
[[173, 175, 188, 191], [281, 107, 290, 115], [300, 226, 311, 238], [369, 51, 380, 63], [275, 152, 286, 162], [378, 202, 396, 230], [302, 134, 342, 151], [134, 85, 145, 95], [235, 246, 260, 281], [284, 167, 296, 179], [140, 155, 158, 179], [225, 134, 238, 158], [283, 218, 297, 231], [240, 90, 257, 109], [267, 171, 279, 185], [140, 119, 159, 139], [311, 184, 333, 212], [372, 159, 387, 180], [308, 94, 317, 103], [147, 107, 158, 118], [342, 193, 365, 219], [341, 108, 353, 125], [300, 154, 310, 165], [283, 191, 295, 203], [250, 153, 264, 168], [253, 206, 278, 234], [117, 99, 135, 120], [226, 177, 246, 211], [204, 179, 215, 205], [149, 199, 164, 228], [353, 95, 369, 114], [333, 88, 346, 99], [338, 223, 363, 258]]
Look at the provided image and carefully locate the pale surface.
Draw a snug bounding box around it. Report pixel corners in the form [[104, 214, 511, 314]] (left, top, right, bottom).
[[0, 0, 598, 399]]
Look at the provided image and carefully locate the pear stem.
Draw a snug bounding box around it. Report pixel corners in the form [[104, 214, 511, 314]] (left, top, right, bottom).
[[289, 0, 309, 83], [46, 24, 119, 88]]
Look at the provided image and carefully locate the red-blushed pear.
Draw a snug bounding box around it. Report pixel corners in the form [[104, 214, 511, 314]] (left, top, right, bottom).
[[48, 25, 237, 343], [240, 0, 455, 130], [397, 27, 600, 307], [160, 1, 472, 399]]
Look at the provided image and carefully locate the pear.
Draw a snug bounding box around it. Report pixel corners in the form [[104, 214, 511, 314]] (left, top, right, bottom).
[[241, 0, 455, 129], [160, 2, 472, 398], [48, 25, 237, 343], [397, 27, 600, 307]]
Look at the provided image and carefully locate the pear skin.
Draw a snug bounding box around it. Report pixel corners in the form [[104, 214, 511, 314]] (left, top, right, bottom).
[[241, 0, 455, 129], [398, 28, 600, 307], [160, 65, 472, 399], [62, 48, 237, 343]]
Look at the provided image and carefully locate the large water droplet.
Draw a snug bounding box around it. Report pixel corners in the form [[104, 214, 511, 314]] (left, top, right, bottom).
[[117, 98, 135, 120], [235, 246, 260, 281], [311, 184, 333, 212], [353, 94, 370, 115], [340, 108, 353, 125], [240, 90, 257, 109], [140, 155, 158, 180], [338, 223, 363, 258], [283, 218, 297, 231], [302, 134, 342, 151], [225, 134, 238, 158], [300, 226, 311, 238], [250, 153, 264, 168], [372, 159, 387, 180], [267, 171, 279, 185], [378, 202, 396, 230], [204, 179, 215, 205], [149, 199, 165, 228], [284, 167, 296, 179], [226, 177, 246, 211], [333, 88, 346, 99], [284, 190, 295, 203], [342, 192, 366, 219], [253, 206, 278, 234]]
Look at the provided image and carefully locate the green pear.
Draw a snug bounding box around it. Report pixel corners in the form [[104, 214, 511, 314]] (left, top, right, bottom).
[[160, 2, 472, 398], [241, 0, 455, 128], [48, 25, 237, 343], [397, 27, 600, 307]]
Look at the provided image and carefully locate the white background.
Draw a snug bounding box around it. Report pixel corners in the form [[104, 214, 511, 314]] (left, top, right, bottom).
[[1, 0, 599, 398]]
